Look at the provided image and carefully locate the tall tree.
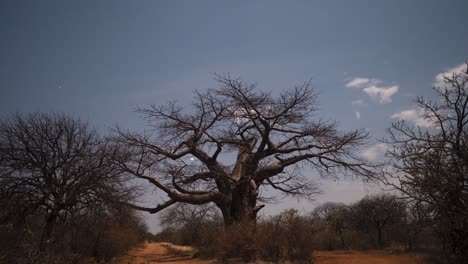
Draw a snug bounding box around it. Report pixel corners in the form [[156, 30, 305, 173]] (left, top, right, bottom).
[[115, 75, 372, 225], [382, 62, 468, 262], [0, 113, 133, 250]]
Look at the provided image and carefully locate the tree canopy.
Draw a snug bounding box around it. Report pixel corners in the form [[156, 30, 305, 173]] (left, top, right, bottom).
[[382, 62, 468, 261], [115, 75, 372, 225], [0, 113, 134, 250]]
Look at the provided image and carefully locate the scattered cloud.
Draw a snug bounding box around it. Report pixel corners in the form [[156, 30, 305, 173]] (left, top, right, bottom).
[[390, 108, 435, 128], [362, 85, 399, 104], [345, 77, 399, 104], [351, 99, 365, 106], [346, 78, 373, 88], [434, 63, 466, 88], [361, 143, 387, 161], [355, 111, 361, 120]]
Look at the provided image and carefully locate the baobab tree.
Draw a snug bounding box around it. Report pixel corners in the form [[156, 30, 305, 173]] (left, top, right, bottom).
[[115, 75, 372, 225]]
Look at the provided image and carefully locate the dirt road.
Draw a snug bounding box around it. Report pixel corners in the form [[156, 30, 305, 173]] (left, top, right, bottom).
[[114, 242, 212, 264], [116, 242, 427, 264]]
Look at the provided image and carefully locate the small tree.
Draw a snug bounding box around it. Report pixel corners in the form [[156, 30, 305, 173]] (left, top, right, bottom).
[[159, 203, 219, 245], [382, 62, 468, 261], [312, 202, 349, 249], [115, 75, 372, 226], [0, 113, 132, 251], [350, 194, 405, 249], [401, 201, 433, 251]]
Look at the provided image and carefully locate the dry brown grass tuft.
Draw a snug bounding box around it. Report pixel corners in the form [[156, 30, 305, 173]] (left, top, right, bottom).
[[313, 250, 428, 264]]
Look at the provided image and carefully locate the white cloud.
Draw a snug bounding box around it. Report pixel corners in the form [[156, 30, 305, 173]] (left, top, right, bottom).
[[434, 63, 466, 88], [362, 85, 399, 104], [346, 77, 399, 104], [346, 78, 373, 88], [355, 111, 361, 120], [390, 108, 435, 128], [351, 99, 365, 106], [361, 143, 388, 161]]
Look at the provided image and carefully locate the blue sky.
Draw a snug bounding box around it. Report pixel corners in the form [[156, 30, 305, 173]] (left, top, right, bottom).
[[1, 0, 467, 232]]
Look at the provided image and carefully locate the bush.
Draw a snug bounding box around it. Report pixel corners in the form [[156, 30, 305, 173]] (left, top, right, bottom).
[[0, 209, 148, 263], [195, 210, 315, 263], [215, 220, 257, 262]]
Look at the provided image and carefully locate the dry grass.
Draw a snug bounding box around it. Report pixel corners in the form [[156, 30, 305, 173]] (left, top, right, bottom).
[[314, 250, 428, 264]]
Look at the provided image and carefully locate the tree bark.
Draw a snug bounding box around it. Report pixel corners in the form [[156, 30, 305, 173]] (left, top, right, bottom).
[[39, 213, 57, 251], [218, 180, 259, 227]]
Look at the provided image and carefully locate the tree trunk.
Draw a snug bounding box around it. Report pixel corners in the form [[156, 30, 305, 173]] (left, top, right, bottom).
[[407, 238, 413, 252], [39, 213, 57, 251], [218, 181, 260, 227], [450, 226, 468, 263], [339, 232, 345, 249], [377, 226, 383, 249], [92, 228, 102, 258]]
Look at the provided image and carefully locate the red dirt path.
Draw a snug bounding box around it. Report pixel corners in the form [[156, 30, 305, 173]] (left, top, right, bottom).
[[114, 242, 211, 264], [115, 242, 428, 264]]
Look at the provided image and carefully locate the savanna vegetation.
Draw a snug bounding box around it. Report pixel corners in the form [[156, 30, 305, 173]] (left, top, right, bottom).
[[1, 62, 467, 263], [152, 194, 436, 263], [150, 64, 468, 264], [0, 114, 149, 263]]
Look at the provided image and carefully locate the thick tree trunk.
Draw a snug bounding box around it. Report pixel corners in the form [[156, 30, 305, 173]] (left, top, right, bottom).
[[218, 181, 260, 227]]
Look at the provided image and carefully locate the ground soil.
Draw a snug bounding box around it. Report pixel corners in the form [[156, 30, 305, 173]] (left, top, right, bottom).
[[314, 250, 428, 264], [114, 242, 211, 264], [115, 242, 428, 264]]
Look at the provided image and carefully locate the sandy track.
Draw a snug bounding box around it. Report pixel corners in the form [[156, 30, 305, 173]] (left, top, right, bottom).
[[116, 242, 427, 264], [114, 242, 212, 264]]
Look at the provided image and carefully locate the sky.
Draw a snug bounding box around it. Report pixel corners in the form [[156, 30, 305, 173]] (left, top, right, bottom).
[[1, 0, 467, 233]]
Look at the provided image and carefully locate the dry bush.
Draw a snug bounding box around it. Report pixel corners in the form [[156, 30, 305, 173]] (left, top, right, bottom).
[[200, 209, 314, 263], [214, 220, 257, 262], [310, 230, 341, 251], [192, 220, 224, 258], [153, 227, 184, 245], [341, 230, 374, 250], [261, 209, 314, 264], [0, 209, 147, 263]]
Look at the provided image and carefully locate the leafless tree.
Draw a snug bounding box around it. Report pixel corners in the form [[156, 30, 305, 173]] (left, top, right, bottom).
[[115, 75, 372, 225], [159, 203, 219, 245], [0, 113, 133, 251], [160, 203, 218, 229], [350, 194, 405, 249], [382, 62, 468, 261], [401, 201, 433, 251], [312, 202, 350, 249]]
